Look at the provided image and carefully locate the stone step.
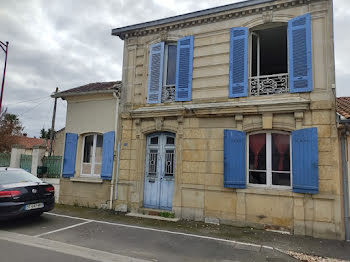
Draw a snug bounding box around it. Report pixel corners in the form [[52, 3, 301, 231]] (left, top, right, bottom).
[[126, 212, 180, 222]]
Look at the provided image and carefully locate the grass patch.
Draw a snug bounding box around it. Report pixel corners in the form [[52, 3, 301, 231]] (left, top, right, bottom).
[[159, 212, 175, 218]]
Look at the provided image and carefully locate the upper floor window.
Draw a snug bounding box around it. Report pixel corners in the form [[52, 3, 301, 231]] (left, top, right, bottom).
[[147, 36, 194, 104], [81, 133, 103, 177], [229, 13, 313, 98], [250, 25, 289, 96], [162, 43, 177, 103]]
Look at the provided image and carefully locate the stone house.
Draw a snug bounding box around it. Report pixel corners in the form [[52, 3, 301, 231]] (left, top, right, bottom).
[[54, 81, 121, 208], [110, 0, 344, 240]]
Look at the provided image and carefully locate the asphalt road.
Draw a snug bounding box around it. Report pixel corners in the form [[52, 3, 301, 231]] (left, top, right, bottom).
[[0, 212, 297, 262], [0, 239, 96, 262]]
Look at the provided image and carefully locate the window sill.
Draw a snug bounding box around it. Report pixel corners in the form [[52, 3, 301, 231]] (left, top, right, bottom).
[[70, 177, 103, 184], [237, 186, 294, 197]]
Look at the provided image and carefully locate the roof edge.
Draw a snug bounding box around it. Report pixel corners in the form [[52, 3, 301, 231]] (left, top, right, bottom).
[[111, 0, 275, 38], [52, 89, 118, 99]]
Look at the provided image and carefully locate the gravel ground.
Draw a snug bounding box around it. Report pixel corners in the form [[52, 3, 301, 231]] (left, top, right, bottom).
[[287, 251, 349, 262]]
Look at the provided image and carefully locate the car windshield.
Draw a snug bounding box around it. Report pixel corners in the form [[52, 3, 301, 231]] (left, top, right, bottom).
[[0, 169, 42, 185]]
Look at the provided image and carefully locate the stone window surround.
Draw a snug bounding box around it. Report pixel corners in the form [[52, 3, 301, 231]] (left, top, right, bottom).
[[143, 34, 184, 105]]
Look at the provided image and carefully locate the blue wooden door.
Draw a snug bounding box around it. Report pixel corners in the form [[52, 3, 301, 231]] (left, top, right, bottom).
[[144, 133, 175, 210]]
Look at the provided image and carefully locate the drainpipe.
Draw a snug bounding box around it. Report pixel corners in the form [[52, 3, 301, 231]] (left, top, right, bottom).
[[338, 115, 350, 241], [114, 141, 121, 200], [109, 91, 120, 210]]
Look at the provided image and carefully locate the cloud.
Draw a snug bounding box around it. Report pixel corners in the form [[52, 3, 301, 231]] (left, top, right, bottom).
[[0, 0, 349, 136]]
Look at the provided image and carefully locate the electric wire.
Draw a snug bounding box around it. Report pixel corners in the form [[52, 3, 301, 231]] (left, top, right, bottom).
[[17, 97, 51, 117], [4, 95, 50, 106]]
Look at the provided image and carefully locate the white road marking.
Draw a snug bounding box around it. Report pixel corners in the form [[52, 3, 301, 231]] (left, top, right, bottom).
[[34, 220, 92, 237], [0, 230, 150, 262], [45, 212, 267, 251], [45, 212, 91, 221]]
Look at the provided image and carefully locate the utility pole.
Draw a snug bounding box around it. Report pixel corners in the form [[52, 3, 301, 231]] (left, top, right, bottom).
[[49, 87, 58, 156], [0, 41, 9, 114]]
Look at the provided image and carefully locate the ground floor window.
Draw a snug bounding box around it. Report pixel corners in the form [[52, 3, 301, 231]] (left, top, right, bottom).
[[81, 134, 103, 177], [248, 131, 291, 188]]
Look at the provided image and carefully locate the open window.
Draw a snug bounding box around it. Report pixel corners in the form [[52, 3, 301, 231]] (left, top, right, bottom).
[[250, 24, 289, 96], [147, 36, 193, 104], [162, 43, 177, 103], [81, 134, 103, 177]]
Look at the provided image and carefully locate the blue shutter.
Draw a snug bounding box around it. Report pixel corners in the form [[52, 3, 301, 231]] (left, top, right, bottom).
[[62, 133, 78, 178], [224, 130, 246, 188], [175, 35, 193, 101], [147, 42, 164, 104], [229, 27, 248, 98], [101, 131, 115, 180], [288, 13, 313, 93], [292, 128, 318, 194]]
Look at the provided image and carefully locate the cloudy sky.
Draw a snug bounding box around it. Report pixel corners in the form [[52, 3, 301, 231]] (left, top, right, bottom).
[[0, 0, 349, 137]]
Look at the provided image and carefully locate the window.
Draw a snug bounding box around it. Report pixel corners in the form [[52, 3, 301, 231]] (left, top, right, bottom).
[[147, 36, 193, 104], [249, 25, 289, 96], [248, 132, 291, 188], [81, 134, 103, 177], [251, 26, 287, 77], [229, 14, 312, 98], [162, 43, 177, 103]]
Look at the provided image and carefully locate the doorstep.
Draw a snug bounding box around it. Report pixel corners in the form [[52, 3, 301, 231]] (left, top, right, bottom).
[[126, 213, 180, 222]]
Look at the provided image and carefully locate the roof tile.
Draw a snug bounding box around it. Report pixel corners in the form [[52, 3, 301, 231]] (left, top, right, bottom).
[[337, 97, 350, 119], [55, 81, 121, 97], [12, 136, 47, 149]]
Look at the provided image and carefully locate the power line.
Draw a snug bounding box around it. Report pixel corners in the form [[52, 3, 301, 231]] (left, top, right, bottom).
[[17, 97, 51, 117], [4, 95, 50, 106]]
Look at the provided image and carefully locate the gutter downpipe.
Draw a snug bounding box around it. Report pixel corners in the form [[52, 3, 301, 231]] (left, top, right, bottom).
[[109, 91, 120, 210], [338, 116, 350, 241]]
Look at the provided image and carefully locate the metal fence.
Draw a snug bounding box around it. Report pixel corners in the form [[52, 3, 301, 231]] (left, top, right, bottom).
[[20, 154, 32, 172], [42, 156, 62, 178], [0, 153, 10, 167]]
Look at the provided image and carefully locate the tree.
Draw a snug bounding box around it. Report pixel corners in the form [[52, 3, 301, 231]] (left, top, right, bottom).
[[0, 107, 24, 152], [40, 128, 48, 139], [40, 128, 54, 140]]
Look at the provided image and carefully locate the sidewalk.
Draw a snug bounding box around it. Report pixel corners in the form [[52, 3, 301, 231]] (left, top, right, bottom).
[[52, 204, 350, 261]]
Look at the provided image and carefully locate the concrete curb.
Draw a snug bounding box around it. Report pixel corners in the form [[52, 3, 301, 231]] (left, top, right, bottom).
[[0, 230, 150, 262], [126, 212, 180, 222]]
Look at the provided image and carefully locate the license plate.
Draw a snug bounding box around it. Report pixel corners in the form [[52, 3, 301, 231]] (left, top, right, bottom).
[[25, 203, 44, 210]]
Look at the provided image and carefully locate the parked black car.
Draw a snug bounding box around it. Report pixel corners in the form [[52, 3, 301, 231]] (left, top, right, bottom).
[[0, 167, 55, 220]]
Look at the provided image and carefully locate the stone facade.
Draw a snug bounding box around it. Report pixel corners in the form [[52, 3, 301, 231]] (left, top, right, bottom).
[[112, 0, 344, 239]]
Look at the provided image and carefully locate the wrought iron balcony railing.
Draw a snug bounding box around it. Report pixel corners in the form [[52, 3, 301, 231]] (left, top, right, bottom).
[[249, 73, 289, 96], [161, 85, 175, 103]]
